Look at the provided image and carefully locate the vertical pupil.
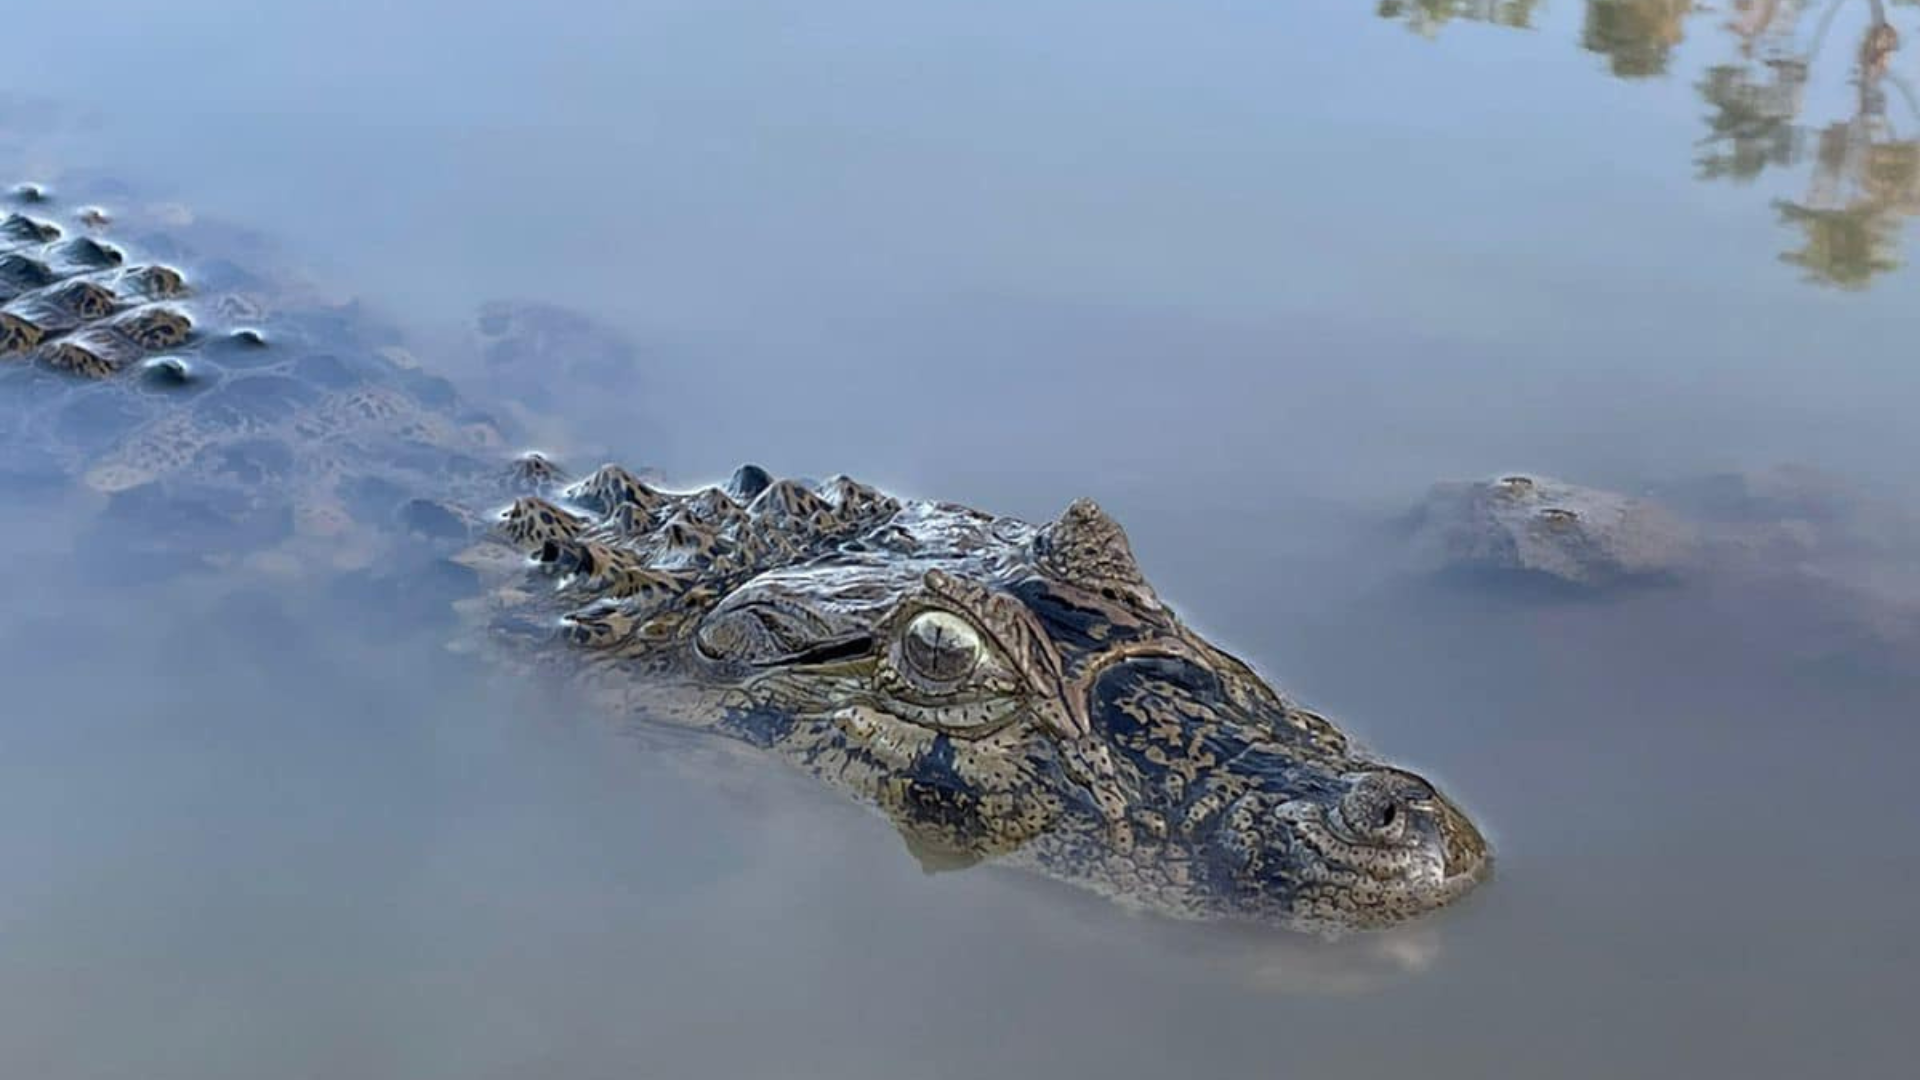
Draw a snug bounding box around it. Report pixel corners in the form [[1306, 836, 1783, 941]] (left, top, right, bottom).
[[907, 613, 975, 681]]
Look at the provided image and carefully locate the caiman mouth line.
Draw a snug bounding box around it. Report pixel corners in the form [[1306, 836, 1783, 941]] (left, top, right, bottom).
[[775, 634, 876, 667]]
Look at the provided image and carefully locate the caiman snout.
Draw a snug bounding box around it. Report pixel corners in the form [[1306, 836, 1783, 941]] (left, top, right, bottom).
[[1269, 768, 1492, 929], [1088, 652, 1490, 929], [1195, 763, 1491, 931]]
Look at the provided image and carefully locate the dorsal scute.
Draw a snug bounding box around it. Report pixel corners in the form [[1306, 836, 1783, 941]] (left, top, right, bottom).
[[504, 451, 568, 494], [497, 495, 586, 549], [644, 515, 730, 573], [0, 212, 61, 244], [6, 280, 119, 334], [680, 486, 748, 530], [747, 477, 832, 523], [490, 467, 915, 665], [0, 311, 45, 353], [569, 462, 667, 517], [0, 211, 195, 377], [35, 307, 194, 379], [1038, 498, 1144, 586], [820, 474, 902, 520], [118, 264, 188, 301], [48, 236, 122, 272], [600, 501, 651, 538], [726, 463, 774, 503], [0, 252, 56, 292]]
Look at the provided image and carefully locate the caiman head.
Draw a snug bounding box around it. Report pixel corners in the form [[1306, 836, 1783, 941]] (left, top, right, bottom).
[[473, 464, 1490, 933]]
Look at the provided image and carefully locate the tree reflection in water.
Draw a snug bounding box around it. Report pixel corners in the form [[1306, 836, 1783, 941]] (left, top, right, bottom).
[[1377, 0, 1920, 287]]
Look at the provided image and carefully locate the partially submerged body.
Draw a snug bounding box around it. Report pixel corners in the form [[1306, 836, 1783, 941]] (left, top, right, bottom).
[[0, 177, 1490, 935], [1405, 474, 1697, 588], [1409, 470, 1920, 659], [1413, 470, 1919, 584]]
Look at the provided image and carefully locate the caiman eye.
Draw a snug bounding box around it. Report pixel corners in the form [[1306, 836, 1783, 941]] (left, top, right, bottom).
[[899, 609, 982, 687]]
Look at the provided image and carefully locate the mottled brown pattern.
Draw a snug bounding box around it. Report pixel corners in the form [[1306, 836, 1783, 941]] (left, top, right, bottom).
[[463, 474, 1491, 933]]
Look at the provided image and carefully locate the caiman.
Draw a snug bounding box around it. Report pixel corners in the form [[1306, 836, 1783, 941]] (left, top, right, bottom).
[[0, 176, 1490, 935], [1409, 469, 1920, 597]]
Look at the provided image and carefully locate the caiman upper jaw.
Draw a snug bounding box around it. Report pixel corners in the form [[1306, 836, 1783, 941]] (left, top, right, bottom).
[[1085, 651, 1490, 929], [1254, 770, 1491, 930]]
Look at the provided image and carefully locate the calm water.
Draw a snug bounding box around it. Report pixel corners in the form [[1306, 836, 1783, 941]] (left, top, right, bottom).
[[4, 2, 1919, 1077]]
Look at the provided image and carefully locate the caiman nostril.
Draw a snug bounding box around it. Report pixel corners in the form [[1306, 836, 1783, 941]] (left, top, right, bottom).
[[1335, 770, 1439, 845], [1337, 774, 1411, 844]]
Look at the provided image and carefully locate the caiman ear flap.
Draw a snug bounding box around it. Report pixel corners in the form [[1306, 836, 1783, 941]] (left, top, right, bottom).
[[1038, 497, 1146, 589]]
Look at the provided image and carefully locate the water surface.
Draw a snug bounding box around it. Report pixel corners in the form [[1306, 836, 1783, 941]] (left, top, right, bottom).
[[3, 3, 1918, 1077]]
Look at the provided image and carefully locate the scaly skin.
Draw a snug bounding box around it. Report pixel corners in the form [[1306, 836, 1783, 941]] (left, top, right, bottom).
[[2, 181, 1491, 935]]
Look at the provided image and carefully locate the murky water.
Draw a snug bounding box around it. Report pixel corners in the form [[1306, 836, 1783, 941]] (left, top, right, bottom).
[[4, 2, 1919, 1077]]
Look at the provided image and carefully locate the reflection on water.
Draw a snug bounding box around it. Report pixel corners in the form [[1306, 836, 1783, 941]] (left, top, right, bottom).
[[1583, 0, 1695, 77], [1383, 0, 1920, 287], [1377, 0, 1541, 34], [1715, 1, 1920, 285]]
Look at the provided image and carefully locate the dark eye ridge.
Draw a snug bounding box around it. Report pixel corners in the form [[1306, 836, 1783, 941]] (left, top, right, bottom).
[[901, 609, 983, 684]]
